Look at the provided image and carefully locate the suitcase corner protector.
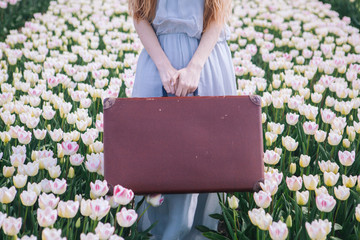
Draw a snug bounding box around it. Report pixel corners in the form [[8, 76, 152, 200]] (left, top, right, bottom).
[[249, 95, 261, 106], [252, 178, 264, 192], [103, 97, 116, 110]]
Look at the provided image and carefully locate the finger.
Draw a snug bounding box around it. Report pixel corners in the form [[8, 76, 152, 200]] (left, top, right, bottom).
[[175, 83, 182, 97], [181, 86, 188, 97], [163, 83, 171, 94], [170, 72, 179, 94]]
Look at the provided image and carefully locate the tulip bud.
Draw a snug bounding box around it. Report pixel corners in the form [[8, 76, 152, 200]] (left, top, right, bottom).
[[31, 151, 37, 161], [356, 183, 360, 193], [289, 163, 296, 174], [296, 190, 309, 205], [286, 215, 292, 228], [356, 204, 360, 222], [75, 217, 81, 228], [58, 148, 64, 159], [227, 195, 239, 210], [68, 167, 74, 178], [262, 113, 267, 124], [146, 194, 165, 207], [342, 139, 350, 148], [299, 154, 310, 168], [47, 124, 51, 131]]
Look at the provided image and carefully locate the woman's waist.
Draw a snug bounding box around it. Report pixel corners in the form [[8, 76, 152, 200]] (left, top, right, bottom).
[[156, 31, 229, 43]]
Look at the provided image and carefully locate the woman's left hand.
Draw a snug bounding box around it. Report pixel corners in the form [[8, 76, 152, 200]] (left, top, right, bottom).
[[175, 62, 202, 97]]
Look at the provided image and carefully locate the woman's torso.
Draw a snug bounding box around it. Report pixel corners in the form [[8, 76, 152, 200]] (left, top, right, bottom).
[[151, 0, 230, 41]]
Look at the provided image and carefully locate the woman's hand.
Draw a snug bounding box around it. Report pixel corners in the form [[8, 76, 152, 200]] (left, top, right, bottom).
[[133, 18, 179, 94], [158, 62, 179, 95], [173, 20, 223, 97], [175, 62, 202, 97]]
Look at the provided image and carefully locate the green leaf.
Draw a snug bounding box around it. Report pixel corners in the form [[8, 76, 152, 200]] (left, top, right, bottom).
[[202, 232, 231, 240], [209, 213, 223, 220], [195, 225, 211, 233]]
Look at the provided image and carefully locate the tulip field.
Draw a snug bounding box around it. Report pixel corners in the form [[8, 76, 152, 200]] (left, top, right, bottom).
[[0, 0, 359, 239]]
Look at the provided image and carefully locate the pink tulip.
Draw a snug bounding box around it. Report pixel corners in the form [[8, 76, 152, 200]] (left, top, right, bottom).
[[47, 76, 60, 88], [303, 121, 318, 135], [42, 228, 64, 240], [263, 150, 281, 165], [90, 180, 109, 198], [20, 190, 37, 206], [264, 171, 283, 185], [10, 153, 26, 168], [89, 198, 111, 221], [316, 193, 336, 212], [305, 219, 331, 240], [70, 154, 84, 166], [37, 207, 57, 227], [285, 113, 299, 125], [320, 108, 336, 124], [61, 140, 79, 155], [113, 185, 134, 205], [38, 193, 60, 209], [286, 176, 302, 191], [254, 190, 272, 208], [50, 179, 67, 195], [2, 216, 22, 236], [338, 149, 355, 167], [146, 194, 165, 207], [0, 186, 17, 204], [269, 221, 288, 240], [95, 222, 115, 240], [9, 125, 25, 139], [85, 153, 101, 172], [95, 119, 104, 132], [57, 200, 79, 218], [0, 1, 8, 8], [260, 179, 278, 196], [116, 207, 138, 228]]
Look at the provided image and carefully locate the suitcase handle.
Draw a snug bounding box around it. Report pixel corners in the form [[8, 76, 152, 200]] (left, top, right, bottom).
[[162, 86, 198, 97]]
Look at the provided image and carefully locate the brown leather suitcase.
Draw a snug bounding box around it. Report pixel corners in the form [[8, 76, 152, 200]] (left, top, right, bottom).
[[103, 94, 264, 195]]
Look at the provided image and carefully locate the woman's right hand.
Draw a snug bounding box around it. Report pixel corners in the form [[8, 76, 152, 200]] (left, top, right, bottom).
[[158, 62, 179, 95], [132, 18, 179, 95]]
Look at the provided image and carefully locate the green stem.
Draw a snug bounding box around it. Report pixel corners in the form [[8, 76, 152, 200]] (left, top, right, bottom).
[[331, 146, 335, 161], [233, 209, 238, 240], [332, 202, 340, 236], [137, 204, 150, 222], [306, 134, 310, 155], [66, 218, 71, 237], [119, 227, 124, 236], [82, 216, 88, 234], [22, 207, 29, 232]]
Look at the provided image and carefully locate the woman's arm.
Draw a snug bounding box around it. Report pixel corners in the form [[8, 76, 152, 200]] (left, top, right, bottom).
[[175, 20, 224, 97], [133, 18, 178, 94]]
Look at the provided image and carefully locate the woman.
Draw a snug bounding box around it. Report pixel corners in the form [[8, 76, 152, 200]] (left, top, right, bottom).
[[128, 0, 236, 239]]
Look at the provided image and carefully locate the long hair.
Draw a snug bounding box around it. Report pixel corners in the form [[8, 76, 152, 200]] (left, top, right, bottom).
[[128, 0, 231, 32]]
